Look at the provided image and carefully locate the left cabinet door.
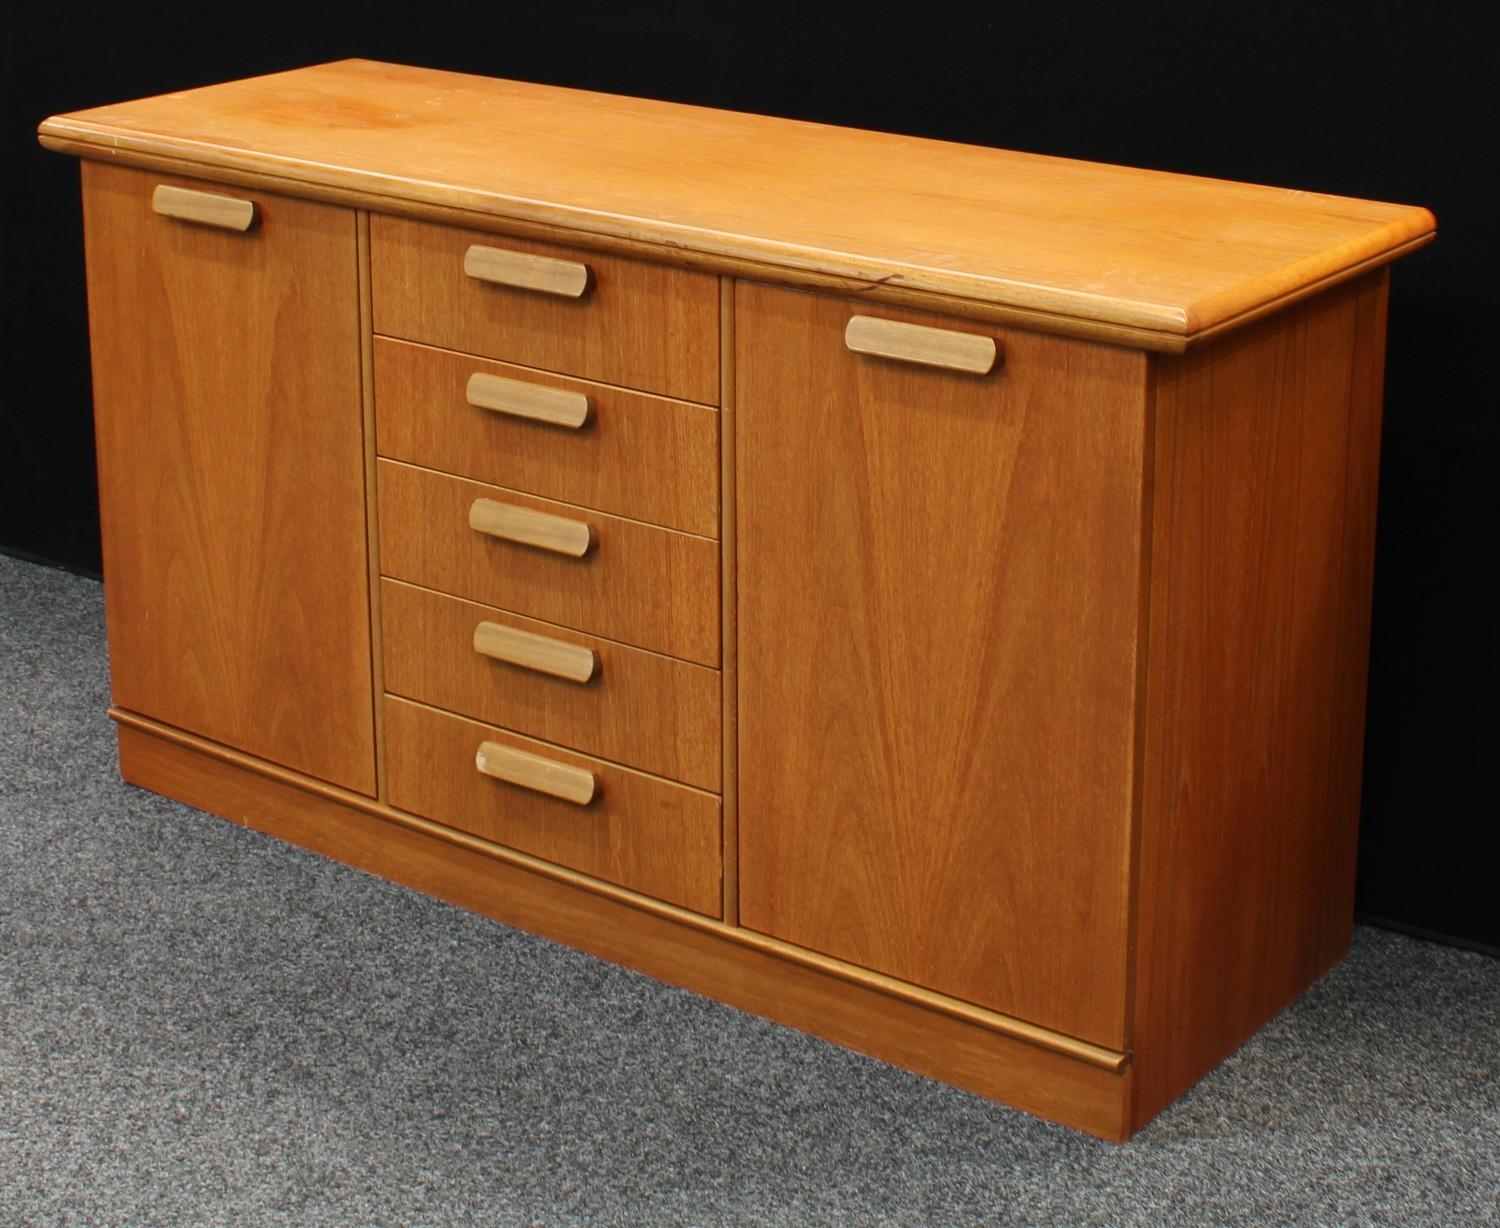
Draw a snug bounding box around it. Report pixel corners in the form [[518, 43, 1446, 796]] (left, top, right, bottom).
[[81, 164, 376, 795]]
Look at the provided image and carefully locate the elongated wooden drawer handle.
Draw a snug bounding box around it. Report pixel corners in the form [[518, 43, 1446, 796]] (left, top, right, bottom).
[[463, 244, 591, 298], [473, 620, 599, 683], [466, 372, 591, 429], [151, 184, 257, 232], [469, 498, 594, 558], [844, 315, 998, 374], [475, 740, 598, 806]]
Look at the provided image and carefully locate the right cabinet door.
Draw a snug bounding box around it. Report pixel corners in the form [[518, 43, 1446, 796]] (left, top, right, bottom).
[[736, 284, 1147, 1048]]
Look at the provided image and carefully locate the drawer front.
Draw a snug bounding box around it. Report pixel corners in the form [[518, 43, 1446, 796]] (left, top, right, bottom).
[[369, 214, 720, 404], [385, 696, 721, 916], [381, 579, 721, 790], [378, 460, 719, 666], [374, 337, 719, 537]]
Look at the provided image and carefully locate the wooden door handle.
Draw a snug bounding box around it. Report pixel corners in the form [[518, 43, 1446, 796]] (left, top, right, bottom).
[[475, 741, 598, 805], [473, 620, 599, 683], [463, 244, 591, 298], [844, 315, 998, 374], [469, 498, 594, 557], [151, 184, 257, 232], [466, 372, 591, 429]]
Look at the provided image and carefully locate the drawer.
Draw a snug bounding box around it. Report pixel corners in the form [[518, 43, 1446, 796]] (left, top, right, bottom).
[[381, 579, 721, 790], [385, 695, 721, 916], [369, 214, 720, 404], [377, 459, 719, 666], [374, 337, 719, 537]]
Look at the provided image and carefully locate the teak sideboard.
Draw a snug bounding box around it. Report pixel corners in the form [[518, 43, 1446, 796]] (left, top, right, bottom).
[[39, 60, 1435, 1140]]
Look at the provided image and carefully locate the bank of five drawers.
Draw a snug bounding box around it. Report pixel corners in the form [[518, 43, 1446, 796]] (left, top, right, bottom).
[[369, 214, 723, 914]]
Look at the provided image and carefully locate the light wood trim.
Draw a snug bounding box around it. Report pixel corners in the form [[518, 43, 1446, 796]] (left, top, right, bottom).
[[468, 497, 594, 558], [109, 707, 1127, 1075], [43, 61, 1435, 346], [465, 371, 591, 429], [49, 138, 1429, 354], [150, 182, 256, 231], [472, 618, 598, 684], [357, 211, 386, 800], [463, 243, 590, 298], [1171, 239, 1426, 347], [475, 739, 599, 805], [720, 277, 739, 926], [844, 314, 998, 374]]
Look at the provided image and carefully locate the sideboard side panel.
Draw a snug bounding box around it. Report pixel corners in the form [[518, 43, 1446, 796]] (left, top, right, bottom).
[[1131, 271, 1389, 1128], [82, 162, 376, 794]]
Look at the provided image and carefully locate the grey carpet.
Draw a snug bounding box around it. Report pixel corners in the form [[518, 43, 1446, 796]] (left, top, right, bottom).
[[0, 551, 1496, 1228]]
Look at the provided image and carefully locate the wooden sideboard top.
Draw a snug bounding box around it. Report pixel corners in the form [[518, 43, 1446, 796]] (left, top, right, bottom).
[[39, 58, 1434, 350]]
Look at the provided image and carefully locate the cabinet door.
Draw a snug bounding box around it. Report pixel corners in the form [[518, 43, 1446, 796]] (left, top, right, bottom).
[[82, 164, 375, 795], [736, 284, 1147, 1048]]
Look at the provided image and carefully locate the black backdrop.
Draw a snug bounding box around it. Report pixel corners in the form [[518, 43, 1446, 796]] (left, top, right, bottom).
[[3, 4, 1495, 949]]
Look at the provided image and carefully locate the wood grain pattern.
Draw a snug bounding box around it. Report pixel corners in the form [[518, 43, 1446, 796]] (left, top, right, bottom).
[[151, 182, 256, 230], [41, 136, 1317, 356], [384, 696, 721, 916], [42, 59, 1433, 345], [381, 579, 721, 790], [116, 717, 1132, 1138], [371, 213, 719, 403], [373, 337, 719, 536], [54, 67, 1427, 1138], [378, 459, 719, 666], [115, 706, 1122, 1068], [1129, 273, 1387, 1129], [82, 162, 375, 794], [736, 283, 1148, 1048]]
